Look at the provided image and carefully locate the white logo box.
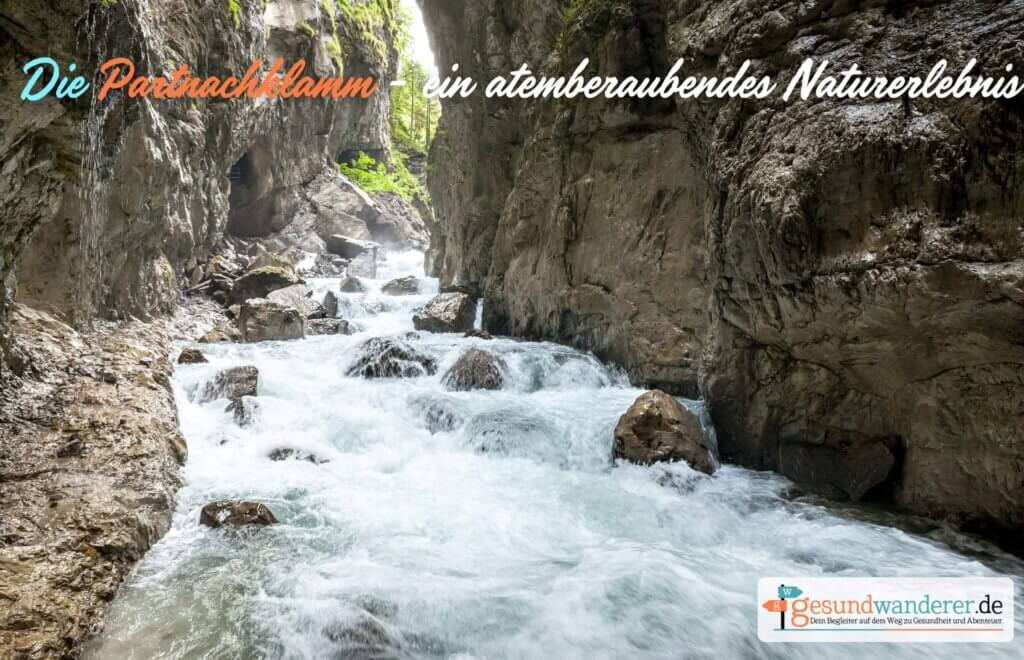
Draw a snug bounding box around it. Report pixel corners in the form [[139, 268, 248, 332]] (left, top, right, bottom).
[[758, 577, 1015, 643]]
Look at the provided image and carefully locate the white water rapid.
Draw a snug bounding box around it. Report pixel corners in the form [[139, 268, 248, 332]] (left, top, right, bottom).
[[87, 251, 1024, 660]]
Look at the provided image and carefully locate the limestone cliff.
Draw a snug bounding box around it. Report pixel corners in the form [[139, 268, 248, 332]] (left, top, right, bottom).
[[421, 0, 1024, 543], [1, 0, 399, 344]]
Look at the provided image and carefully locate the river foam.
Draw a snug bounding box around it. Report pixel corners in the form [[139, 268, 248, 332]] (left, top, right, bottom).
[[86, 251, 1024, 660]]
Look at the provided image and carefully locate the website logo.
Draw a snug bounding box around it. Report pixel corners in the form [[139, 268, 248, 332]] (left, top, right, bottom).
[[758, 577, 1014, 642]]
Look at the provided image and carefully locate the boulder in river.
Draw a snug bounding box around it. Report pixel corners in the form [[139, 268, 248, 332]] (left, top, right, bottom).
[[269, 448, 329, 464], [410, 394, 465, 434], [325, 235, 379, 260], [778, 441, 896, 501], [339, 276, 366, 293], [268, 284, 323, 319], [382, 275, 420, 296], [347, 338, 437, 378], [443, 348, 506, 391], [226, 396, 260, 428], [412, 293, 477, 333], [198, 320, 241, 344], [198, 366, 259, 403], [322, 291, 339, 317], [613, 390, 717, 475], [464, 329, 493, 340], [177, 348, 208, 364], [199, 501, 278, 528], [306, 318, 352, 336], [229, 264, 300, 304], [238, 299, 305, 342]]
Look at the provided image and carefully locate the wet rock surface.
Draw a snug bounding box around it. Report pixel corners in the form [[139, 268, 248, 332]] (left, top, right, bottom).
[[347, 338, 437, 379], [268, 448, 329, 465], [198, 366, 259, 403], [412, 293, 476, 334], [0, 305, 189, 656], [226, 396, 261, 429], [443, 349, 506, 391], [307, 318, 353, 336], [321, 291, 340, 318], [199, 501, 278, 528], [382, 275, 420, 296], [238, 299, 305, 343], [177, 348, 208, 364], [613, 391, 717, 476], [339, 276, 367, 293], [421, 0, 1024, 536]]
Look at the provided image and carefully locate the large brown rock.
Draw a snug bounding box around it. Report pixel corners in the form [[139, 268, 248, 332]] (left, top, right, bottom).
[[198, 366, 259, 403], [443, 348, 506, 391], [199, 501, 278, 528], [420, 0, 1024, 540], [238, 299, 305, 343], [229, 265, 301, 305], [413, 293, 477, 334], [613, 391, 717, 475], [177, 348, 208, 364]]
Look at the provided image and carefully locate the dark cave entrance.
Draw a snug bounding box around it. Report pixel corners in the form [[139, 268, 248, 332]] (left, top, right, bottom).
[[227, 144, 277, 238]]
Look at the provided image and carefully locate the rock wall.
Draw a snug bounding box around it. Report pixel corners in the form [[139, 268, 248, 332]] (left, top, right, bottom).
[[1, 0, 398, 342], [422, 0, 1024, 543]]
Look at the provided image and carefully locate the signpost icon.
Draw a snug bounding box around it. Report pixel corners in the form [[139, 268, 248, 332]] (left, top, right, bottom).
[[762, 585, 803, 630]]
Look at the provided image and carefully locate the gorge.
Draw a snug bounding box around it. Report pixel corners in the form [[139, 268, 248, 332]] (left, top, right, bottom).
[[1, 0, 1023, 658]]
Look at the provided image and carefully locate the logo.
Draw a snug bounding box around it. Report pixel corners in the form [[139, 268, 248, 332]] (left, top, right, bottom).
[[758, 578, 1014, 643]]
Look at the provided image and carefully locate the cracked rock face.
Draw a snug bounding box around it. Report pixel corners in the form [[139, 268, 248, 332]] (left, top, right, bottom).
[[0, 305, 185, 656], [421, 0, 1024, 540]]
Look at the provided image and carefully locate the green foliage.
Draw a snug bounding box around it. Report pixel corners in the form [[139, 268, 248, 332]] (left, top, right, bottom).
[[337, 152, 424, 204], [387, 8, 440, 156], [335, 0, 400, 68], [227, 0, 242, 29], [390, 54, 441, 155], [297, 21, 317, 39]]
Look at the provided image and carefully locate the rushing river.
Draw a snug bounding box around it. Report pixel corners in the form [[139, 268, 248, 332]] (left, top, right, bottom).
[[87, 252, 1023, 660]]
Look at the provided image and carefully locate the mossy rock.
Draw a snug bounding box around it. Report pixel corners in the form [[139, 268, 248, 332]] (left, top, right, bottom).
[[230, 266, 300, 304]]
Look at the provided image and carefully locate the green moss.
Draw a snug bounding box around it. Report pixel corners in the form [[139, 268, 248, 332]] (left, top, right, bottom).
[[227, 0, 242, 29], [557, 0, 630, 54], [246, 265, 293, 279], [297, 21, 317, 38], [325, 34, 345, 73], [334, 0, 400, 69]]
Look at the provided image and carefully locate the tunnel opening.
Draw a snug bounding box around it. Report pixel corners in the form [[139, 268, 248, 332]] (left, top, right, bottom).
[[227, 144, 277, 238]]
